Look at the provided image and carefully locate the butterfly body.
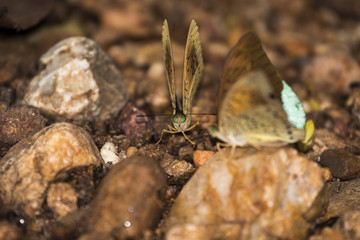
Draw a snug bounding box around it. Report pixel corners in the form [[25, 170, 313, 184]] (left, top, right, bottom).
[[212, 32, 306, 148], [157, 19, 203, 145]]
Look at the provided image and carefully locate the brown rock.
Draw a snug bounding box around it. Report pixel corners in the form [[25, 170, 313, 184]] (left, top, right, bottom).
[[0, 221, 21, 240], [305, 128, 350, 162], [0, 86, 12, 107], [99, 1, 157, 39], [348, 86, 360, 126], [302, 51, 360, 95], [325, 179, 360, 219], [0, 40, 37, 85], [320, 149, 360, 180], [334, 210, 360, 239], [309, 227, 343, 240], [0, 122, 103, 217], [327, 0, 360, 18], [193, 150, 215, 167], [82, 155, 167, 239], [178, 145, 194, 160], [0, 106, 47, 145], [117, 102, 153, 144], [46, 183, 77, 219], [0, 0, 54, 31]]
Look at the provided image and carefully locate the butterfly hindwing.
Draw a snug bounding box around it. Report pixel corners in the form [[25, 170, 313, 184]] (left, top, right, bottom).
[[219, 71, 305, 146], [182, 19, 204, 116], [162, 20, 177, 116]]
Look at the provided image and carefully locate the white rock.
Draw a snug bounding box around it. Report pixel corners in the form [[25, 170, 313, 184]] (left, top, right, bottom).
[[24, 37, 128, 121], [100, 142, 120, 165]]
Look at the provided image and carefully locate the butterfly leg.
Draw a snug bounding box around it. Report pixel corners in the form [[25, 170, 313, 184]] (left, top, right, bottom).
[[216, 142, 224, 157], [156, 125, 179, 144], [185, 121, 199, 132], [248, 143, 262, 151], [229, 145, 236, 159], [180, 131, 196, 147]]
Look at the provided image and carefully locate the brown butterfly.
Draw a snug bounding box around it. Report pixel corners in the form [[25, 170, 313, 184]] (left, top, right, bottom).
[[157, 19, 204, 146], [210, 32, 306, 152]]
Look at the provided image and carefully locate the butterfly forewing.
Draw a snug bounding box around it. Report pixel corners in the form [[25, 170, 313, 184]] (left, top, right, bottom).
[[162, 20, 177, 116], [182, 19, 204, 116], [218, 32, 283, 109]]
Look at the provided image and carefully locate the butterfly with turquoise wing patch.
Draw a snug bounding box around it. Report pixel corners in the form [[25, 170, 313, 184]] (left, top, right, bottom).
[[157, 19, 204, 146], [210, 32, 307, 150]]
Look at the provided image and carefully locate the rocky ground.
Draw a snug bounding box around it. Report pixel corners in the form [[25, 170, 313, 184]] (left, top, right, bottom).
[[1, 0, 360, 239]]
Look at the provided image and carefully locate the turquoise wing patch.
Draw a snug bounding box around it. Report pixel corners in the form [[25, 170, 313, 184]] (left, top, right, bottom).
[[281, 80, 306, 129]]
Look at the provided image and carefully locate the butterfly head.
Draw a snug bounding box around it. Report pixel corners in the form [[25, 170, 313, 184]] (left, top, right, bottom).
[[172, 113, 191, 131], [208, 125, 218, 138]]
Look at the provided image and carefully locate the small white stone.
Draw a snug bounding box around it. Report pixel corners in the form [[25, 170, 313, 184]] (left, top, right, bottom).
[[100, 142, 119, 165]]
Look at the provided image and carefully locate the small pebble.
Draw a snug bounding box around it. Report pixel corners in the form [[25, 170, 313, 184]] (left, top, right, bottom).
[[147, 62, 164, 80], [322, 167, 333, 181], [163, 160, 194, 177], [193, 150, 215, 167], [100, 142, 119, 165], [320, 149, 360, 180], [117, 102, 153, 143], [126, 146, 138, 158], [178, 145, 194, 160], [0, 106, 46, 145]]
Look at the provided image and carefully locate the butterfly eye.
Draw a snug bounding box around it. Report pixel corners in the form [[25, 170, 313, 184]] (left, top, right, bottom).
[[181, 115, 186, 123], [208, 125, 218, 136], [173, 116, 178, 123]]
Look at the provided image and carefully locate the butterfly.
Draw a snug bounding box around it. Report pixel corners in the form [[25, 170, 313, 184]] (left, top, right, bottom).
[[156, 19, 204, 146], [210, 32, 307, 152]]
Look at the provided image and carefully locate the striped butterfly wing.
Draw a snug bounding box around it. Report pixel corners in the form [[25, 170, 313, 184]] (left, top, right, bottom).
[[162, 20, 177, 116], [182, 19, 204, 116], [218, 32, 283, 111]]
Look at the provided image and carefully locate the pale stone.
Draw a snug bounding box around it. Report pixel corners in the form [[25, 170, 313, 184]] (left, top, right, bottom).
[[24, 37, 128, 121], [0, 122, 103, 217], [164, 148, 325, 239], [100, 142, 119, 165]]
